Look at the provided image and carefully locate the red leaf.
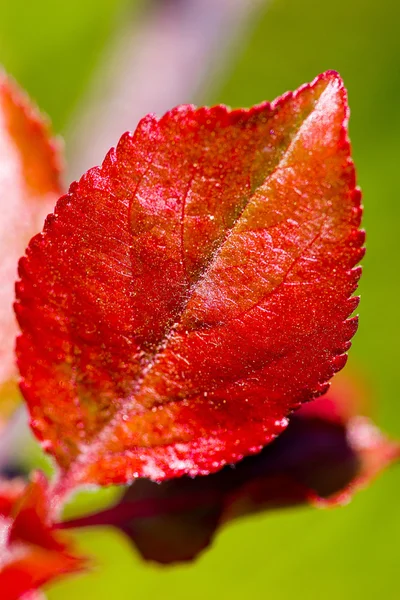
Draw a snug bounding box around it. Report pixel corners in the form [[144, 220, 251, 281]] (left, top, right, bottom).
[[0, 472, 85, 600], [16, 71, 364, 495], [61, 375, 398, 564], [0, 72, 63, 426]]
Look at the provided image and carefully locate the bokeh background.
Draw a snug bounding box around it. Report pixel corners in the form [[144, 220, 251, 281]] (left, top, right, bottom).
[[1, 0, 399, 598]]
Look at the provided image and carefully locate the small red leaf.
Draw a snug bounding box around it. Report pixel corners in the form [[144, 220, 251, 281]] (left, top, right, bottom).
[[0, 72, 63, 424], [16, 71, 363, 493], [0, 472, 85, 600], [63, 376, 396, 564]]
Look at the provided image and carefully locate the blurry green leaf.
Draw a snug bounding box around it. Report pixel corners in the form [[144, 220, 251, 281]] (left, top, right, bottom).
[[0, 0, 130, 132]]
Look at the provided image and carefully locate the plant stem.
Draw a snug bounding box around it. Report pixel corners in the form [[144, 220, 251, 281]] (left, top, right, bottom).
[[66, 0, 265, 181], [59, 488, 221, 530]]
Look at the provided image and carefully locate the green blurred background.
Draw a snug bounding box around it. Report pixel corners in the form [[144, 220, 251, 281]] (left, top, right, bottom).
[[1, 0, 400, 597]]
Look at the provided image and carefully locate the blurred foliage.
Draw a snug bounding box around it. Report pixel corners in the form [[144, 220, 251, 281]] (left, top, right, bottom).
[[0, 0, 399, 598], [0, 0, 130, 132]]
